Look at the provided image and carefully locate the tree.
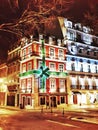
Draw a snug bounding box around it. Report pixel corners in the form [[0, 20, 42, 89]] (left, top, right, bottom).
[[0, 0, 75, 39], [83, 2, 98, 35]]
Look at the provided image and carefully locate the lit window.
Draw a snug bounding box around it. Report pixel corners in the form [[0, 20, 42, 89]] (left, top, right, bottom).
[[21, 79, 26, 92], [50, 48, 55, 58], [22, 64, 26, 72], [23, 49, 26, 59], [59, 64, 64, 72], [50, 78, 56, 92], [58, 49, 64, 59], [27, 62, 32, 71], [59, 79, 65, 92], [39, 46, 42, 56], [28, 46, 32, 55], [50, 63, 55, 71], [27, 78, 32, 93]]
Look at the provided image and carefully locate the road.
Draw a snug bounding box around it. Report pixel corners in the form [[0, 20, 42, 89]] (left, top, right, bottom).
[[0, 106, 98, 130]]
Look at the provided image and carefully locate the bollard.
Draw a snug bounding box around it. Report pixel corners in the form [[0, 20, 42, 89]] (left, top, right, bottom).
[[62, 108, 64, 116]]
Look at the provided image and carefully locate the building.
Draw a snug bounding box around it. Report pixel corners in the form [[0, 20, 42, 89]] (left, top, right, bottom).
[[6, 42, 21, 106], [58, 17, 98, 105], [1, 16, 98, 109], [19, 35, 68, 109], [0, 63, 8, 106]]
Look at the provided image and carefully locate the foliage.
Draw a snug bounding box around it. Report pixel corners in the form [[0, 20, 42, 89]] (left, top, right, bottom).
[[0, 0, 75, 38]]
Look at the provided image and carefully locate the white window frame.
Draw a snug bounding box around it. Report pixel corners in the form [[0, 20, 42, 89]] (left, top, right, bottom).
[[49, 62, 56, 71], [50, 78, 56, 93], [49, 48, 55, 58], [22, 64, 26, 72], [59, 79, 65, 92], [27, 62, 32, 71], [58, 49, 64, 60], [27, 78, 32, 93], [23, 48, 26, 59], [59, 64, 64, 72], [21, 79, 26, 93]]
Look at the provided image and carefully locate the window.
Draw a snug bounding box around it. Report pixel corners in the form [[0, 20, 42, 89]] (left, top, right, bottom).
[[23, 49, 26, 59], [40, 97, 45, 105], [59, 64, 64, 72], [23, 64, 26, 72], [50, 48, 55, 58], [59, 79, 65, 92], [27, 97, 31, 105], [39, 45, 42, 56], [50, 78, 56, 92], [27, 78, 32, 93], [78, 48, 83, 53], [88, 64, 91, 72], [27, 62, 32, 71], [38, 61, 42, 68], [61, 96, 65, 103], [49, 63, 55, 71], [58, 49, 64, 59], [28, 46, 32, 55], [71, 63, 75, 71], [21, 79, 26, 92]]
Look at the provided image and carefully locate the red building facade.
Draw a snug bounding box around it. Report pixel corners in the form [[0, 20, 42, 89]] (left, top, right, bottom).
[[19, 35, 68, 109]]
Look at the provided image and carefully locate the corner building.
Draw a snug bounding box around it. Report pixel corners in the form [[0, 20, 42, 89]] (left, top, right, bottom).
[[19, 35, 68, 109], [58, 17, 98, 105]]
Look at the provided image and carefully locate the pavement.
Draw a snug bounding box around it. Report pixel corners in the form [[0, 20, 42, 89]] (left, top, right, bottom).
[[1, 104, 98, 112]]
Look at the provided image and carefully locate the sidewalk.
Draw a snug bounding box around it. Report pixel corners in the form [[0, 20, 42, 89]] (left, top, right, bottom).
[[0, 104, 98, 112]]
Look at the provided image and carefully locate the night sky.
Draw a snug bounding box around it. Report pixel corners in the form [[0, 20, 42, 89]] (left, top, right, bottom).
[[0, 0, 98, 61]]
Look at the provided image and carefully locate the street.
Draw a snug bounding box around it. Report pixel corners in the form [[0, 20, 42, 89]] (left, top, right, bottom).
[[0, 106, 98, 130]]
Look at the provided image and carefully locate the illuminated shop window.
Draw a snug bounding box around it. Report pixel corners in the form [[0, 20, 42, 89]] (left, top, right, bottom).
[[59, 64, 64, 72]]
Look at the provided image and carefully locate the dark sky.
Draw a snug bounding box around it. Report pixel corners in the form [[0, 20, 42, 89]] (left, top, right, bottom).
[[0, 0, 98, 61]]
